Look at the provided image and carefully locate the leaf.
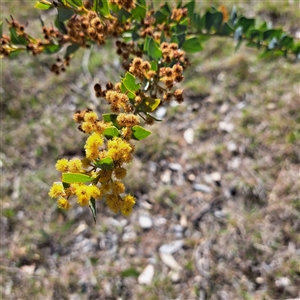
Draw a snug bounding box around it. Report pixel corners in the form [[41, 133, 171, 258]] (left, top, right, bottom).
[[8, 48, 24, 58], [279, 35, 293, 48], [203, 10, 223, 32], [154, 3, 170, 23], [236, 16, 255, 33], [0, 21, 3, 38], [94, 0, 110, 17], [43, 43, 62, 54], [57, 7, 74, 22], [191, 12, 202, 31], [89, 197, 97, 224], [182, 37, 203, 53], [132, 125, 151, 140], [67, 0, 83, 8], [34, 1, 53, 10], [131, 2, 146, 20], [65, 43, 80, 58], [184, 0, 195, 19], [103, 126, 120, 139], [94, 157, 114, 170], [121, 268, 140, 278], [102, 113, 120, 128], [55, 15, 68, 34], [262, 29, 282, 41], [62, 173, 94, 183], [9, 27, 27, 46], [220, 22, 234, 36], [122, 72, 140, 92], [139, 97, 160, 112], [144, 36, 162, 60], [118, 8, 131, 22]]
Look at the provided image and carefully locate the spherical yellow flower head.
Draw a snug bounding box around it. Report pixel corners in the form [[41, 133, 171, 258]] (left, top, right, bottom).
[[57, 197, 71, 210], [114, 167, 127, 179], [81, 121, 95, 133], [88, 185, 101, 199], [84, 111, 98, 123], [121, 194, 136, 216], [106, 193, 123, 213], [98, 169, 113, 183], [117, 113, 140, 127], [75, 185, 91, 206], [49, 182, 65, 198], [55, 159, 69, 172], [66, 182, 83, 197], [100, 182, 112, 194], [68, 158, 83, 173], [111, 181, 125, 194], [107, 137, 133, 164], [81, 157, 91, 169], [84, 132, 104, 160], [95, 120, 109, 134]]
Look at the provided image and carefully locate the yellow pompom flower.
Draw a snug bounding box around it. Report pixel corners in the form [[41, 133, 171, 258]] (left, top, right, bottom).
[[68, 158, 83, 173], [98, 170, 113, 183], [114, 167, 127, 179], [84, 111, 98, 123], [84, 132, 103, 160], [81, 121, 95, 133], [49, 182, 65, 198], [111, 181, 125, 194], [55, 159, 69, 172], [121, 194, 136, 216], [57, 197, 71, 210], [75, 185, 91, 206], [88, 185, 101, 199], [106, 193, 122, 213], [100, 182, 112, 194]]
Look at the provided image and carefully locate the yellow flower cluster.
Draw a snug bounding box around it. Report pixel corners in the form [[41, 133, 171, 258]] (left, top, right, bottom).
[[49, 109, 137, 217]]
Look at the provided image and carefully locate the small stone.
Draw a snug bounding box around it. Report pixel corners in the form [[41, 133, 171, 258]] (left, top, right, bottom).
[[256, 277, 264, 284], [211, 172, 221, 182], [159, 240, 184, 254], [20, 264, 36, 275], [275, 277, 291, 288], [161, 169, 172, 183], [219, 121, 234, 133], [138, 264, 154, 285], [73, 222, 88, 235], [169, 163, 182, 171], [180, 214, 187, 228], [156, 107, 167, 119], [170, 270, 181, 283], [160, 253, 182, 271], [139, 215, 153, 229], [192, 183, 212, 193], [183, 128, 194, 144], [227, 141, 238, 152]]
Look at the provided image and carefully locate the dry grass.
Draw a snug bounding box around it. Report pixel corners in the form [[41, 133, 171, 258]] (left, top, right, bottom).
[[1, 1, 300, 299]]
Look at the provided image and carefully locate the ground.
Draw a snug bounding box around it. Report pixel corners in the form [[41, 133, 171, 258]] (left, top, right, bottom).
[[1, 1, 300, 299]]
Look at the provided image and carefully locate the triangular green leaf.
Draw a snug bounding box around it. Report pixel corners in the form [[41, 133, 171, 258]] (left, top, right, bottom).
[[139, 97, 160, 112], [65, 43, 80, 58], [9, 27, 27, 46], [57, 7, 74, 22], [102, 113, 120, 128], [94, 157, 114, 170], [34, 1, 53, 10], [182, 37, 203, 53], [62, 173, 94, 183], [132, 125, 151, 140], [103, 126, 120, 139]]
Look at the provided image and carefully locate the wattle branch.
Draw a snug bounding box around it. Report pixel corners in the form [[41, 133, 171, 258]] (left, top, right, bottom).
[[1, 0, 299, 222]]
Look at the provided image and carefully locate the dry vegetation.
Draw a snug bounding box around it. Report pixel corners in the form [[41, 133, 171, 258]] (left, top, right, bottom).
[[1, 1, 300, 299]]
